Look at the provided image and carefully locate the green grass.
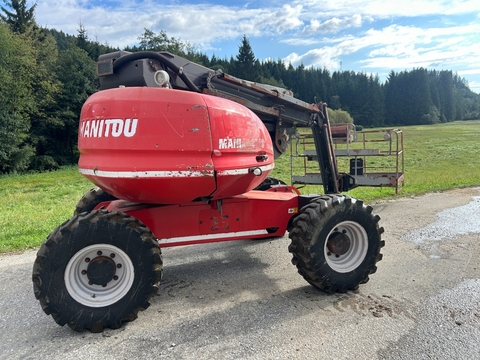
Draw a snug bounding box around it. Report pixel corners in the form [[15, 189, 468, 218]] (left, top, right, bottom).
[[1, 120, 480, 253], [0, 166, 92, 253]]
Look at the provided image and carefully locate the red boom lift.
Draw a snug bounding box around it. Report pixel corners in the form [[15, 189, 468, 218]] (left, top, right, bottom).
[[32, 51, 384, 332]]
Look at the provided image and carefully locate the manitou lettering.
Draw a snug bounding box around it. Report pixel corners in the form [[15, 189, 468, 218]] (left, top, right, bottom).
[[219, 138, 242, 149], [80, 118, 138, 138]]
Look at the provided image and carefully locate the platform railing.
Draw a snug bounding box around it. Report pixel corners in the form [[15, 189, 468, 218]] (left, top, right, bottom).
[[291, 125, 405, 193]]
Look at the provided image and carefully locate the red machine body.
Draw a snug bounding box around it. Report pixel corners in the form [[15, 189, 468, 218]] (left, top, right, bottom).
[[102, 187, 299, 247], [78, 87, 274, 204]]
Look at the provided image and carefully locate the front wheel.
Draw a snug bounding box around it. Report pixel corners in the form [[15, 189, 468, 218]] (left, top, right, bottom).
[[288, 195, 384, 293], [32, 210, 163, 332]]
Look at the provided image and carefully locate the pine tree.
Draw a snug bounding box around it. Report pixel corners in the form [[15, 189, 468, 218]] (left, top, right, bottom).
[[0, 0, 36, 33], [438, 70, 455, 121], [384, 71, 401, 125], [76, 22, 90, 54], [233, 35, 260, 81]]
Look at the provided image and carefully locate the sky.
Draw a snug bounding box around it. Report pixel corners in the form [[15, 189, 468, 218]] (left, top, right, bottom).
[[33, 0, 480, 93]]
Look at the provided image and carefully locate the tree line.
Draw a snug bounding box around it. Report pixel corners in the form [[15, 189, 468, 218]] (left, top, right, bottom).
[[1, 1, 479, 174]]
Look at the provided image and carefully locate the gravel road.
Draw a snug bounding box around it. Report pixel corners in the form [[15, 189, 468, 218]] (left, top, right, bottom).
[[1, 187, 479, 360]]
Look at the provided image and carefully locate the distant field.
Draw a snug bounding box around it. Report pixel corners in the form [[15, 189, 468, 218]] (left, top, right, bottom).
[[1, 120, 479, 253]]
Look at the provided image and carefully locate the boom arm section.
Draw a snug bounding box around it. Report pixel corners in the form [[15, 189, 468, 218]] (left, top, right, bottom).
[[96, 50, 348, 193]]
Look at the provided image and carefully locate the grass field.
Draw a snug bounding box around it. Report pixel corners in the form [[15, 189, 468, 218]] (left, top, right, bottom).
[[1, 120, 479, 253]]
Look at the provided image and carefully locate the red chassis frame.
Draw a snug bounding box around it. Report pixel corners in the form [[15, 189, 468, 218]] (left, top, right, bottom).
[[100, 187, 301, 247]]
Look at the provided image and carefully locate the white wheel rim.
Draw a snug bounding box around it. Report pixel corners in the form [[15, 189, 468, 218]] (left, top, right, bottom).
[[65, 244, 134, 307], [324, 221, 368, 273]]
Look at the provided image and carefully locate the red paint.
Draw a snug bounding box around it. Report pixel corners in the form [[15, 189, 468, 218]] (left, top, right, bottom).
[[78, 87, 274, 204], [102, 190, 299, 247]]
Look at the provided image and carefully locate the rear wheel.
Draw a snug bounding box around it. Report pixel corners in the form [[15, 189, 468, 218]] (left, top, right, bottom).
[[32, 210, 162, 332], [288, 195, 384, 293], [74, 187, 117, 215]]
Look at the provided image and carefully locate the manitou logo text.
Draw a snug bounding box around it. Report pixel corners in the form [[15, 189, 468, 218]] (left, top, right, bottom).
[[219, 138, 241, 149], [80, 118, 138, 138]]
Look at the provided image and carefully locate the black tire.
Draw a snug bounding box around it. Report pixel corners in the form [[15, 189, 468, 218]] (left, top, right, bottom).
[[254, 177, 288, 191], [288, 195, 384, 293], [32, 210, 162, 332], [74, 187, 117, 215]]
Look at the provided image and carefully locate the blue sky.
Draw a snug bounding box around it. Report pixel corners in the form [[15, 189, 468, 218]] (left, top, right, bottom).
[[34, 0, 480, 93]]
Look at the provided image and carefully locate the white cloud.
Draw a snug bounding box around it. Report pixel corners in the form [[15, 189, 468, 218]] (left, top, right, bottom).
[[467, 80, 480, 93], [280, 37, 321, 46], [34, 1, 480, 51], [284, 22, 480, 72], [361, 24, 480, 69], [458, 69, 480, 76], [302, 14, 367, 34], [36, 2, 303, 48], [283, 47, 343, 69], [290, 0, 480, 18]]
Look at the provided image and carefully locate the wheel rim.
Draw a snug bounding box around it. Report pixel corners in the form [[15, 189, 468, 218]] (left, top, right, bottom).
[[324, 221, 368, 273], [65, 244, 134, 307]]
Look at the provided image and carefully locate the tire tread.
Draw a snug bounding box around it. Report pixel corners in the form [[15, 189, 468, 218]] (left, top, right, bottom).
[[288, 195, 383, 293], [32, 210, 162, 332]]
